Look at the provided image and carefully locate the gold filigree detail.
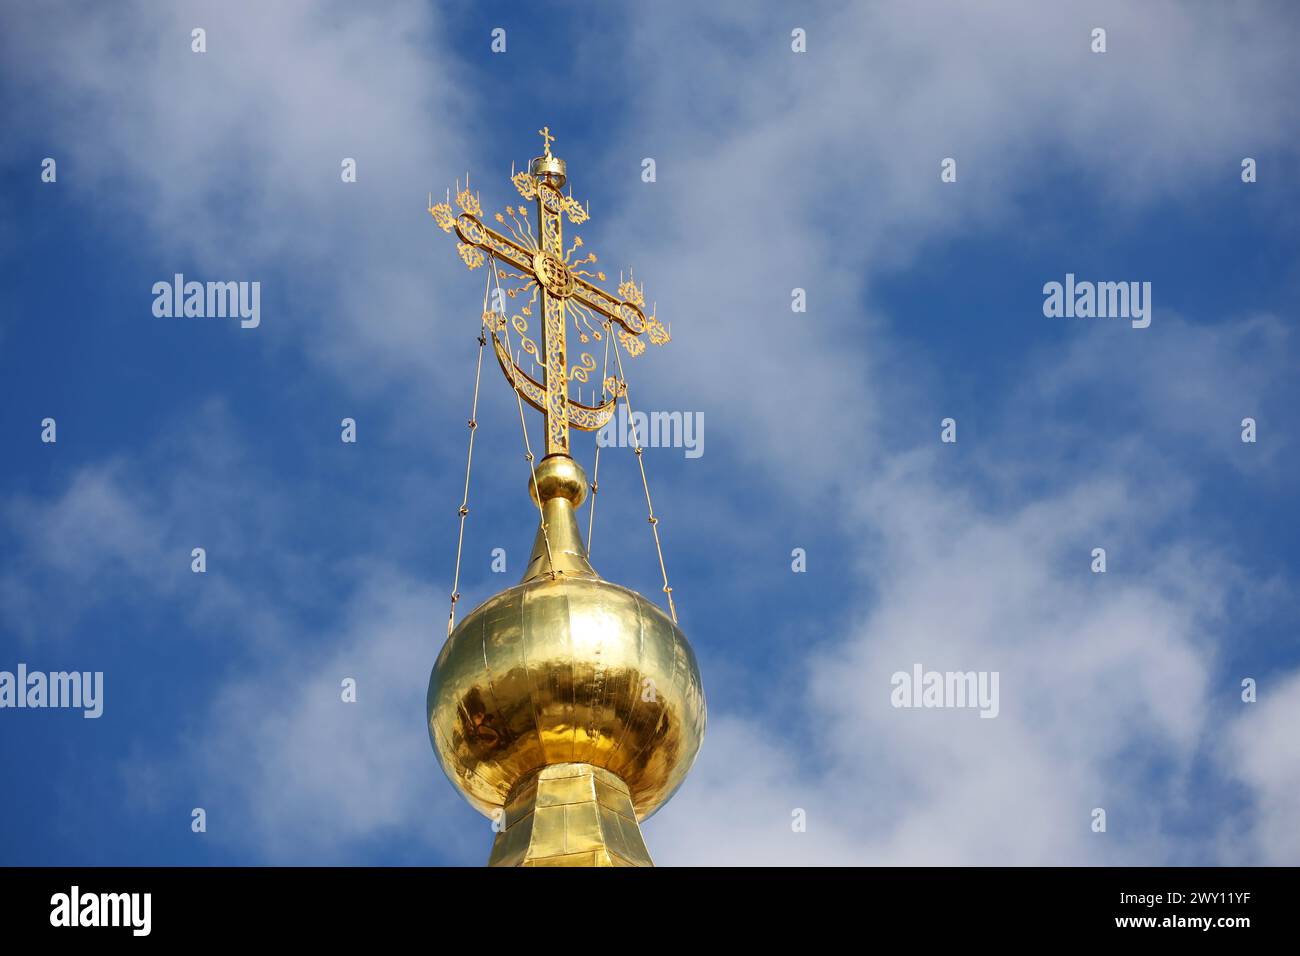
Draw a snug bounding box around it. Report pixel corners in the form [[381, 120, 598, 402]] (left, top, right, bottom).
[[645, 310, 670, 345], [489, 332, 619, 432], [455, 184, 482, 217], [564, 194, 589, 224], [512, 313, 541, 364], [457, 243, 485, 270], [429, 201, 455, 232], [430, 128, 673, 455], [618, 329, 645, 356], [569, 352, 597, 383], [618, 274, 645, 308], [512, 170, 537, 200]]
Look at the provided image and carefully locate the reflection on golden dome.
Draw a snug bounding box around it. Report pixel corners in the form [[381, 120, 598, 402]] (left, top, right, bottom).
[[426, 456, 706, 862]]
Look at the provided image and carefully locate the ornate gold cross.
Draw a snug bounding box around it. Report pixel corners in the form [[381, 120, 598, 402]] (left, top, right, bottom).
[[429, 129, 669, 457]]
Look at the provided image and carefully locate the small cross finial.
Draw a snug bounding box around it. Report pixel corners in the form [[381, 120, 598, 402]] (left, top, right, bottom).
[[538, 126, 555, 158]]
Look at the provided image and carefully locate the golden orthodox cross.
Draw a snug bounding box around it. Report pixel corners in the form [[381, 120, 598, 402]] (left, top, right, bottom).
[[429, 128, 667, 458]]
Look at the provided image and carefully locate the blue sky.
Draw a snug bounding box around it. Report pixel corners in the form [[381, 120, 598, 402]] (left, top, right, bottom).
[[1, 0, 1298, 865]]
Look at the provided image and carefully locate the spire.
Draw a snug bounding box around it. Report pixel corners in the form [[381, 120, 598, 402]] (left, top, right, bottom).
[[426, 128, 704, 869], [520, 454, 598, 582]]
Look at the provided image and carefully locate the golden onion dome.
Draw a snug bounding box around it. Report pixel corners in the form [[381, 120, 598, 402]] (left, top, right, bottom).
[[426, 455, 706, 823]]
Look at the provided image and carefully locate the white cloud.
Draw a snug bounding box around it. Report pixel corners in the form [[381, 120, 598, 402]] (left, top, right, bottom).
[[1, 0, 479, 397], [1028, 312, 1295, 473], [180, 566, 482, 862], [651, 454, 1236, 865], [602, 2, 1300, 865], [0, 400, 305, 645], [1217, 670, 1300, 865], [599, 0, 1299, 485]]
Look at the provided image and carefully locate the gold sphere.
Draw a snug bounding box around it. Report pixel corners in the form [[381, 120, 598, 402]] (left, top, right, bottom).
[[427, 457, 706, 821], [527, 453, 587, 508]]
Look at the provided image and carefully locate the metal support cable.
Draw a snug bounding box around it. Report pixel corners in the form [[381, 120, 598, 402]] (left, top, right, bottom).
[[610, 332, 677, 623]]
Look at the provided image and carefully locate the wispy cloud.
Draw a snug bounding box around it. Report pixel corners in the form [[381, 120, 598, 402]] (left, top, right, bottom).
[[1, 0, 479, 397]]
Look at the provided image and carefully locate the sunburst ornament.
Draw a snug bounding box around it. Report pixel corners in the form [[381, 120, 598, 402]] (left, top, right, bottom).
[[428, 127, 670, 457]]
